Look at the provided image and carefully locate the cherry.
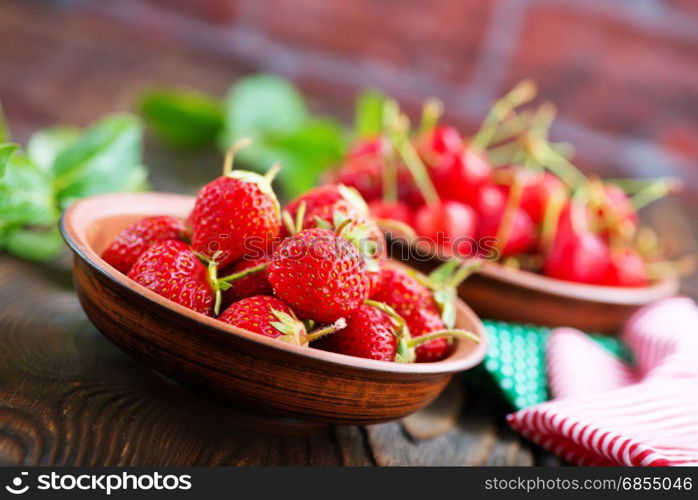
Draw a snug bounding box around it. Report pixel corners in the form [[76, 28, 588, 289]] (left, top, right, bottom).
[[521, 173, 566, 223], [368, 200, 413, 226], [478, 207, 536, 257], [422, 125, 462, 155], [543, 230, 610, 284], [414, 201, 477, 257], [472, 183, 507, 216], [430, 148, 492, 205], [600, 248, 649, 287], [599, 184, 639, 228]]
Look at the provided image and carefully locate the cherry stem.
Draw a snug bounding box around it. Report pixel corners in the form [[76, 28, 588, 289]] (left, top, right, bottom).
[[605, 176, 680, 194], [630, 178, 682, 211], [495, 173, 525, 255], [304, 317, 347, 343], [472, 79, 537, 150], [223, 137, 253, 176], [540, 185, 567, 255], [381, 137, 399, 203], [218, 262, 267, 283], [375, 218, 417, 238], [384, 100, 441, 206], [570, 185, 589, 237], [419, 97, 443, 135], [407, 329, 479, 348]]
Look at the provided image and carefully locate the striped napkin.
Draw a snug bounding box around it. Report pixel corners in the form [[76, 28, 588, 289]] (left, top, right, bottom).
[[507, 297, 698, 466]]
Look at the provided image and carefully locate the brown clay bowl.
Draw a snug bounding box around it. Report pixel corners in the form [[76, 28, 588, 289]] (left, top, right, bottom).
[[59, 192, 488, 425], [388, 234, 679, 334]]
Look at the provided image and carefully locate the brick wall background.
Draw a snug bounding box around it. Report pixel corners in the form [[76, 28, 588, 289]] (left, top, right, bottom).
[[2, 0, 697, 197]]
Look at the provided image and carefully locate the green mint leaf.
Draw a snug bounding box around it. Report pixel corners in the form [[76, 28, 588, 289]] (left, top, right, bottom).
[[354, 90, 385, 137], [27, 126, 80, 172], [0, 151, 56, 228], [0, 143, 19, 178], [219, 74, 308, 155], [0, 103, 10, 143], [3, 226, 64, 262], [139, 87, 223, 149], [52, 113, 148, 209]]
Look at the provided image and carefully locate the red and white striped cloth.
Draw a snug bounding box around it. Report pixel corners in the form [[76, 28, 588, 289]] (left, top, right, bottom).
[[507, 297, 698, 466]]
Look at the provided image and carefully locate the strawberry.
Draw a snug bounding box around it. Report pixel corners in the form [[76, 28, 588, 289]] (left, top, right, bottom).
[[219, 256, 271, 307], [217, 295, 345, 345], [101, 216, 186, 274], [371, 261, 479, 332], [128, 240, 214, 315], [267, 227, 370, 323], [315, 301, 478, 363], [190, 144, 281, 268], [401, 306, 451, 363], [282, 184, 369, 238]]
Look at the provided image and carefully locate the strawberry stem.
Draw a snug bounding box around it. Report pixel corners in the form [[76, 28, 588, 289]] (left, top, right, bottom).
[[218, 262, 268, 284], [264, 162, 283, 183], [223, 137, 253, 176], [364, 299, 406, 329], [304, 317, 347, 343], [334, 217, 355, 238], [407, 329, 479, 348], [447, 260, 481, 287]]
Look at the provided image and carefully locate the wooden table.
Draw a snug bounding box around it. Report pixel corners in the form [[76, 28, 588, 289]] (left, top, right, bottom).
[[0, 0, 695, 467]]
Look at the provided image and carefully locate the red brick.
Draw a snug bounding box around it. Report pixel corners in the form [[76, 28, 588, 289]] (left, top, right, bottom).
[[506, 6, 698, 140], [252, 0, 495, 84], [145, 0, 238, 24]]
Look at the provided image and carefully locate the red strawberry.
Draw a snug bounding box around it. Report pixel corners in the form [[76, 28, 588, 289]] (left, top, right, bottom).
[[370, 267, 432, 318], [190, 158, 281, 268], [102, 216, 186, 274], [313, 304, 398, 361], [128, 240, 214, 315], [267, 228, 370, 323], [315, 301, 478, 363], [218, 295, 346, 345], [219, 256, 271, 307], [401, 306, 451, 363]]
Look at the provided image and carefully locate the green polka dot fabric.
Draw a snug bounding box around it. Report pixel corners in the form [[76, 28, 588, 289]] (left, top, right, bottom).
[[464, 321, 631, 410]]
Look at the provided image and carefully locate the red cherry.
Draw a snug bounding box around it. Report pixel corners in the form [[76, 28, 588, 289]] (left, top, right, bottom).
[[368, 200, 413, 226], [478, 207, 536, 257], [414, 201, 477, 256], [601, 248, 649, 287], [429, 148, 492, 204], [472, 183, 507, 216], [423, 126, 462, 155], [600, 184, 639, 227], [522, 173, 566, 223], [543, 231, 610, 284]]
